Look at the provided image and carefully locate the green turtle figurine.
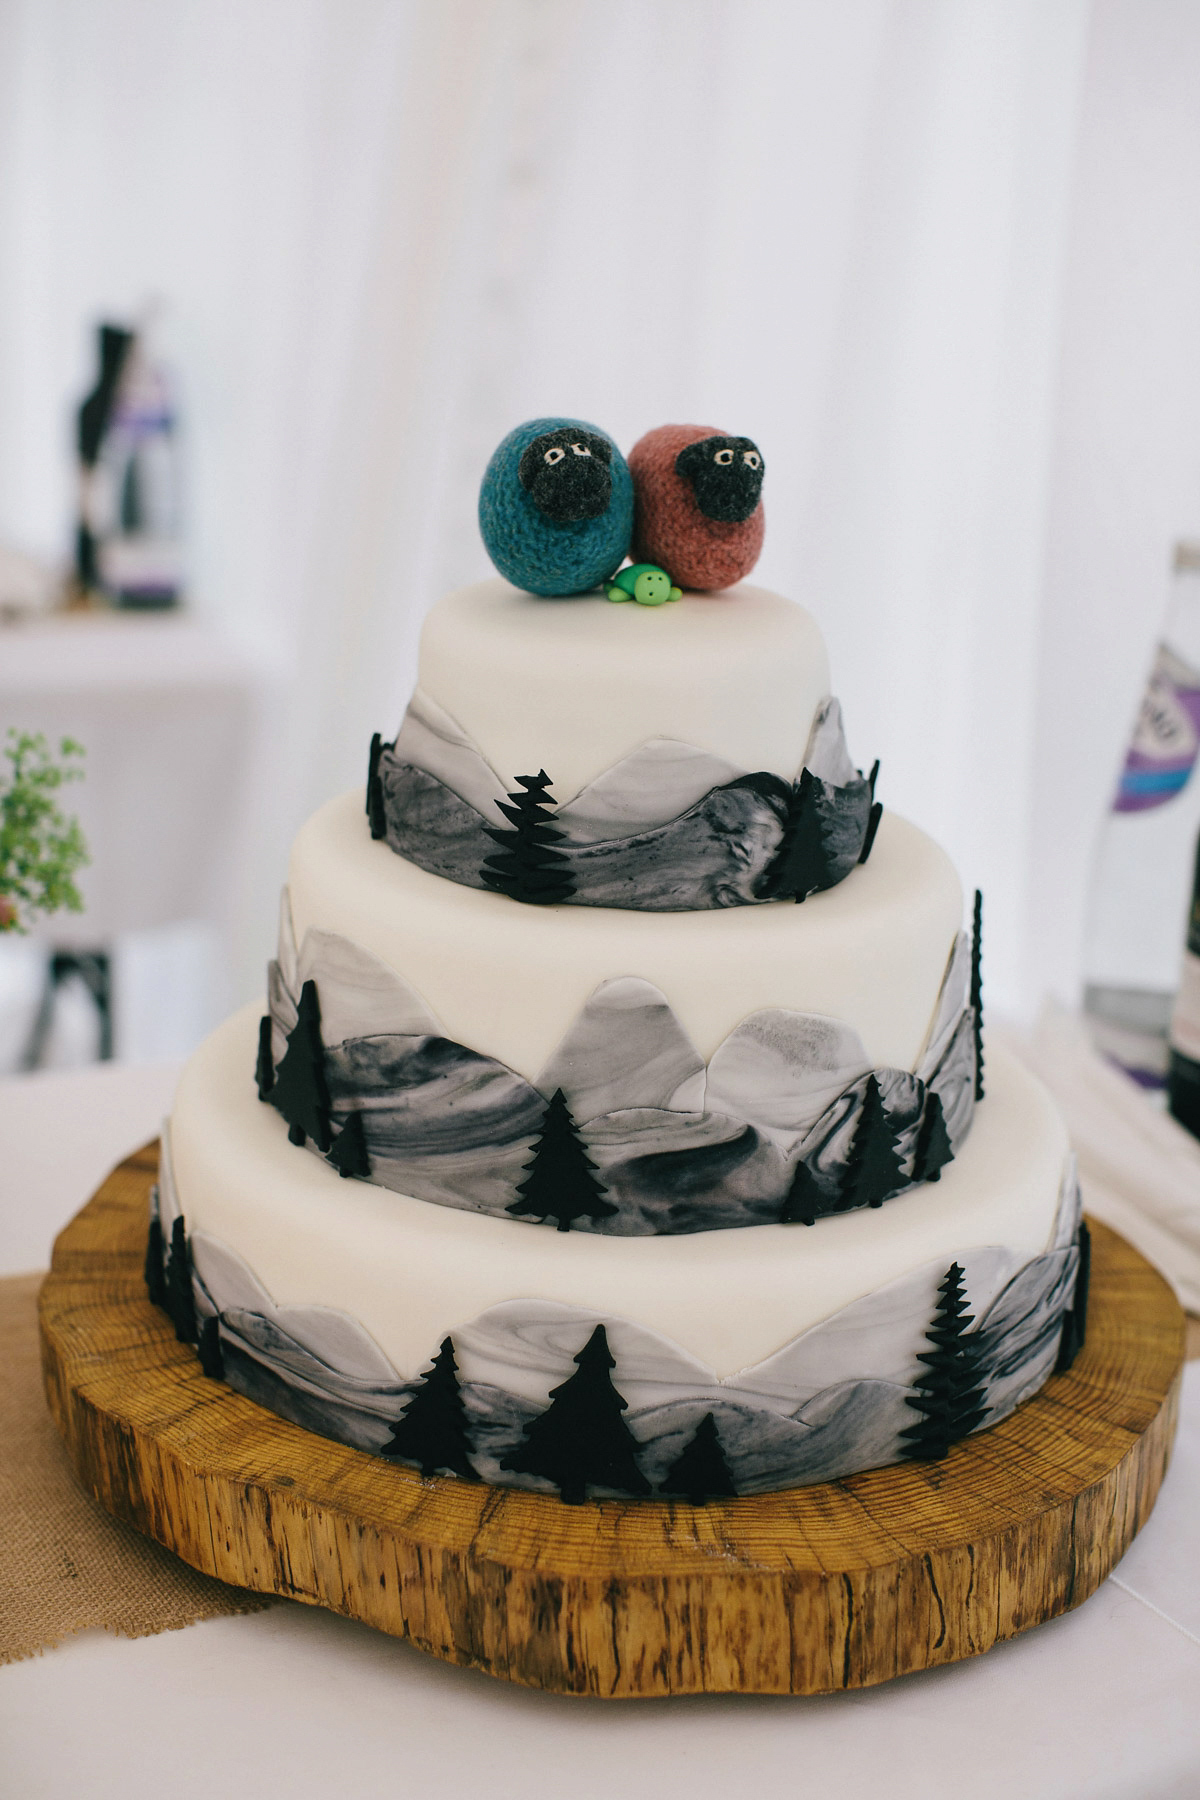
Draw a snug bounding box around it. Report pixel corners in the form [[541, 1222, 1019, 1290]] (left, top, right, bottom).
[[606, 562, 682, 607]]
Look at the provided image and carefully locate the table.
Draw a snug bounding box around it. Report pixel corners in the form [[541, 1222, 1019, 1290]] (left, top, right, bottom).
[[0, 608, 273, 1066], [1, 1060, 1198, 1800], [0, 608, 270, 941]]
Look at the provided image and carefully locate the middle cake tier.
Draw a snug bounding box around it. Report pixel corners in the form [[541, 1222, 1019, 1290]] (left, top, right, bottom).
[[267, 789, 976, 1236], [291, 791, 960, 1076]]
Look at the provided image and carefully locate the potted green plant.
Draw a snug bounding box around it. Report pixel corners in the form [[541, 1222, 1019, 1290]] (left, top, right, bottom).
[[0, 730, 88, 931]]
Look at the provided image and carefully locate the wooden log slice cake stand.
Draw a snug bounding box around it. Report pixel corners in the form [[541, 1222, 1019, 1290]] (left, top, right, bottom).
[[39, 1142, 1185, 1699]]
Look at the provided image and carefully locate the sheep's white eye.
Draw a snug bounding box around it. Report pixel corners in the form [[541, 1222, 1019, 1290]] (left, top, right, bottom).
[[570, 441, 591, 457], [743, 451, 760, 470], [714, 447, 735, 466], [543, 446, 566, 465]]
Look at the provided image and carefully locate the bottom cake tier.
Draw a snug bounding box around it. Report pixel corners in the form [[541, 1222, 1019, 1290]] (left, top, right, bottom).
[[157, 1005, 1089, 1500]]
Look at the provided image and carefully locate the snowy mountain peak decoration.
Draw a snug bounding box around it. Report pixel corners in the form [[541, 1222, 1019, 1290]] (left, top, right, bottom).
[[370, 689, 881, 911], [259, 901, 978, 1237], [146, 1157, 1085, 1501]]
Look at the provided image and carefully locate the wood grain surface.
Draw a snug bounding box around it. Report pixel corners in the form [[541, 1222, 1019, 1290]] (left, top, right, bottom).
[[38, 1141, 1186, 1698]]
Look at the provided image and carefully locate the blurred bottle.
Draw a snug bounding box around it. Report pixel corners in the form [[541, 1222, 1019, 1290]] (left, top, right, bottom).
[[1083, 541, 1200, 1087], [76, 323, 132, 593], [75, 317, 183, 608], [1166, 833, 1200, 1137]]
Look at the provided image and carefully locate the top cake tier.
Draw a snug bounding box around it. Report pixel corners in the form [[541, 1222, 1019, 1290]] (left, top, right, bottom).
[[371, 579, 881, 911], [420, 578, 829, 793]]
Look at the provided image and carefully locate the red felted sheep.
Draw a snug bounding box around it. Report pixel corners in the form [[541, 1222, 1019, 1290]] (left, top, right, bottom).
[[628, 424, 765, 592]]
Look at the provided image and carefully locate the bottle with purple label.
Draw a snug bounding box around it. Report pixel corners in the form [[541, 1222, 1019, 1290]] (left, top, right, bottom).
[[1083, 542, 1200, 1087], [76, 315, 183, 609], [1167, 831, 1200, 1137]]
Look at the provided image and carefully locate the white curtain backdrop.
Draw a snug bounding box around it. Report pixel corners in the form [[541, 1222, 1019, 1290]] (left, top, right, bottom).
[[2, 0, 1197, 1023]]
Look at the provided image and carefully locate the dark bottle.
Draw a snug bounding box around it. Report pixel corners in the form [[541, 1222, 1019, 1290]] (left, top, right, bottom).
[[76, 324, 133, 591], [75, 319, 183, 608], [1166, 832, 1200, 1138]]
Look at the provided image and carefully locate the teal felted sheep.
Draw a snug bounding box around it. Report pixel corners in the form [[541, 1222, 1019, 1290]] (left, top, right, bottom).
[[478, 418, 633, 596]]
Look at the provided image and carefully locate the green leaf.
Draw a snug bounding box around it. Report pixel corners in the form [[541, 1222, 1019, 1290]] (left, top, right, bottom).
[[0, 730, 89, 931]]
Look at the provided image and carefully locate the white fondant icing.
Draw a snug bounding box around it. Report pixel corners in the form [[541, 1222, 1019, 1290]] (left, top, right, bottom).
[[413, 579, 832, 799], [288, 794, 962, 1079], [170, 1006, 1069, 1380], [157, 1117, 181, 1230]]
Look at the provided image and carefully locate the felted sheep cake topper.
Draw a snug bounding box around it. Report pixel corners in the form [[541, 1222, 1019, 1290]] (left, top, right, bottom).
[[478, 417, 634, 596], [628, 424, 765, 591]]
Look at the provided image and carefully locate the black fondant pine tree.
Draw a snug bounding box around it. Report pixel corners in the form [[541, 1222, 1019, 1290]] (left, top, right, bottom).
[[899, 1262, 988, 1461], [661, 1412, 738, 1503], [144, 1210, 168, 1308], [255, 1014, 275, 1100], [198, 1314, 224, 1380], [366, 731, 382, 815], [382, 1336, 477, 1480], [1055, 1219, 1092, 1373], [366, 732, 387, 841], [165, 1215, 198, 1345], [268, 979, 332, 1152], [507, 1088, 617, 1231], [759, 769, 834, 903], [840, 1074, 906, 1211], [481, 770, 575, 904], [779, 1155, 824, 1225], [912, 1089, 954, 1184], [858, 759, 884, 866], [326, 1109, 371, 1179], [500, 1324, 650, 1504], [971, 887, 985, 1101]]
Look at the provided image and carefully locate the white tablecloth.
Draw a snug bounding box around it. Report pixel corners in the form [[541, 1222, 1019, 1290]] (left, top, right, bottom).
[[0, 609, 272, 942], [1, 1061, 1197, 1800]]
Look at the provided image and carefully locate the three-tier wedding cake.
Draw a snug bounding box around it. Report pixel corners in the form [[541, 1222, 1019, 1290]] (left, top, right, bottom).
[[147, 419, 1087, 1504]]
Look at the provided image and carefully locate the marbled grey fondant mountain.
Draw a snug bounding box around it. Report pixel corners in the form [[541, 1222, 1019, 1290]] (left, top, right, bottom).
[[266, 890, 442, 1069], [536, 975, 707, 1115], [189, 1230, 409, 1454], [262, 902, 979, 1235], [915, 930, 975, 1147], [371, 689, 878, 911], [158, 1155, 1085, 1499]]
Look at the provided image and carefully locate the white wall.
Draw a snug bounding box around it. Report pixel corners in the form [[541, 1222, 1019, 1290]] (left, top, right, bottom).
[[5, 0, 1196, 1026]]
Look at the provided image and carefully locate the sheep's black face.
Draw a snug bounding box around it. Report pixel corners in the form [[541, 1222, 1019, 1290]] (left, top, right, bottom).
[[675, 435, 764, 523], [518, 429, 614, 523]]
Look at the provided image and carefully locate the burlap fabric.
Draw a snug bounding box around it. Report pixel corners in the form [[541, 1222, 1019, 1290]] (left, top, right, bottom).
[[0, 1271, 269, 1666]]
